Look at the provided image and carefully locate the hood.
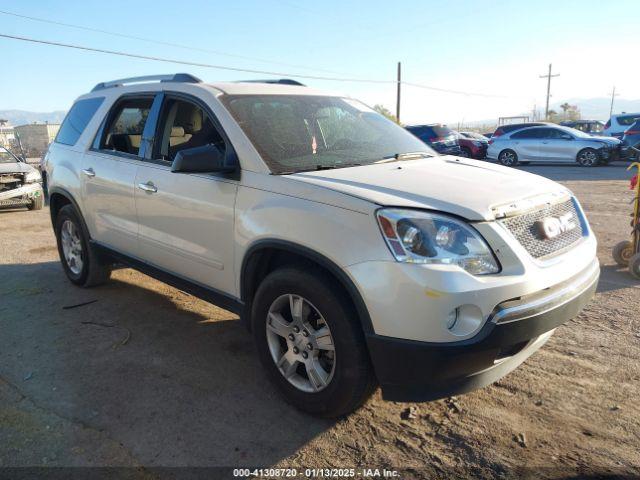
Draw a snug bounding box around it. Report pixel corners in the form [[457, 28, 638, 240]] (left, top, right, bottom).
[[291, 156, 568, 221], [0, 162, 36, 175], [589, 136, 621, 145]]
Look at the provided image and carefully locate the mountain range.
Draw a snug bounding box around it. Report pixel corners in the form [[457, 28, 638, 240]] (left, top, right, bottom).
[[0, 110, 67, 126]]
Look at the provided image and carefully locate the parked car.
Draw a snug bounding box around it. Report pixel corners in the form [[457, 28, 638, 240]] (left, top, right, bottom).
[[482, 132, 494, 138], [487, 125, 621, 167], [45, 74, 598, 417], [621, 119, 640, 160], [405, 124, 462, 155], [0, 145, 44, 210], [604, 113, 640, 139], [559, 120, 605, 136], [456, 131, 488, 159], [491, 122, 549, 138]]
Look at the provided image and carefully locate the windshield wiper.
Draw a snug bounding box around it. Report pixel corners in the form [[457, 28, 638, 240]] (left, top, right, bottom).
[[375, 152, 435, 164]]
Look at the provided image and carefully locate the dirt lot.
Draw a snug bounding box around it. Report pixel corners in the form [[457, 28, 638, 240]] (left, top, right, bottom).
[[1, 163, 639, 479]]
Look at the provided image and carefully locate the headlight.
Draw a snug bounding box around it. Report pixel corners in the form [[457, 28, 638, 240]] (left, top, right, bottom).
[[25, 170, 42, 183], [376, 208, 500, 275]]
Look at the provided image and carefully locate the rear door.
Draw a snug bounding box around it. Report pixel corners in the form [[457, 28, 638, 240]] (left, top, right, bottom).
[[538, 128, 576, 162], [133, 93, 238, 294], [82, 94, 157, 256], [509, 128, 543, 161]]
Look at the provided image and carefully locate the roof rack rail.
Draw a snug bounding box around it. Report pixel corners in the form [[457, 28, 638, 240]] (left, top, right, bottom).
[[238, 79, 306, 87], [91, 73, 202, 92]]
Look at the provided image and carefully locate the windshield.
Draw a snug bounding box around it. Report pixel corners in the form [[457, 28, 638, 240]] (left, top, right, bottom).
[[222, 95, 435, 174], [560, 126, 593, 139], [0, 147, 20, 164]]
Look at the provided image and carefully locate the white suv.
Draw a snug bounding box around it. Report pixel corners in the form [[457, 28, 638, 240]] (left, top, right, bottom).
[[45, 74, 599, 417]]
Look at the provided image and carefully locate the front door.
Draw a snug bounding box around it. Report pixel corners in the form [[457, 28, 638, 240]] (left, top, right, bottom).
[[133, 94, 238, 294]]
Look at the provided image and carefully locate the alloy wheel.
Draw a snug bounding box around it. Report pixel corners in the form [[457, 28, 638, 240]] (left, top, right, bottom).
[[500, 151, 516, 166], [266, 294, 336, 393], [60, 219, 84, 275], [578, 149, 597, 166]]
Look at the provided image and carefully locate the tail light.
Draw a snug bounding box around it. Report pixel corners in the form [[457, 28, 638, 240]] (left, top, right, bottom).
[[625, 130, 640, 136]]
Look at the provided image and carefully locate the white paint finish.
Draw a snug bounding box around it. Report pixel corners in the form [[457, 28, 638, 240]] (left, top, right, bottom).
[[134, 162, 238, 294], [81, 151, 140, 256], [290, 157, 566, 221], [346, 233, 597, 342]]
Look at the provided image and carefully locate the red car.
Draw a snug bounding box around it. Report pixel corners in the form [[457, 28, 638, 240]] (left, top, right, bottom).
[[456, 131, 488, 159]]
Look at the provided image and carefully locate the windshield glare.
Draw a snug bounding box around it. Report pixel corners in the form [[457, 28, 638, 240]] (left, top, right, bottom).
[[222, 95, 435, 173]]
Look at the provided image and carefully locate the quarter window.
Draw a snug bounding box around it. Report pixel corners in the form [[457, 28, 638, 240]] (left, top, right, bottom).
[[56, 97, 104, 146], [100, 98, 153, 156], [154, 98, 225, 162]]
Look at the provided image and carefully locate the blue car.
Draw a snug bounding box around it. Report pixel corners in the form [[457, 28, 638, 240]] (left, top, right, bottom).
[[405, 124, 462, 156]]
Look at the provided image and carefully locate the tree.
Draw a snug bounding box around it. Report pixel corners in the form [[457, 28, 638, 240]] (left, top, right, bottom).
[[0, 119, 8, 127], [373, 104, 399, 124], [560, 103, 571, 115], [548, 109, 559, 122]]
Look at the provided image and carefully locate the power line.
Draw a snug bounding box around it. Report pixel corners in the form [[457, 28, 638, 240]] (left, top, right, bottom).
[[0, 9, 345, 75], [0, 32, 518, 98]]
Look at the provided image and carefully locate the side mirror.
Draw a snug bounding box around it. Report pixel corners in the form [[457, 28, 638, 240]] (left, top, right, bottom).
[[171, 144, 236, 174]]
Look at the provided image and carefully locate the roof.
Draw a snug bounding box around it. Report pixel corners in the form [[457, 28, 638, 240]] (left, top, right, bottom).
[[205, 81, 330, 96]]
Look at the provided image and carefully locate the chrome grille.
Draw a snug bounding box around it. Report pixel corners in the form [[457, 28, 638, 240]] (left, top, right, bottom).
[[500, 199, 584, 259]]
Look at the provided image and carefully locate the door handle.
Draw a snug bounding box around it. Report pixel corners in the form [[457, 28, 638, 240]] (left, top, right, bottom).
[[137, 181, 158, 193], [82, 168, 96, 178]]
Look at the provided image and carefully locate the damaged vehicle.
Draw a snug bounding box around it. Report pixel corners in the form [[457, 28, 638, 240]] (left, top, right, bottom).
[[0, 146, 44, 210]]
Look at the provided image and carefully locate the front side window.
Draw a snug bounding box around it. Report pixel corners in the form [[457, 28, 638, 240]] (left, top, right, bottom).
[[222, 95, 432, 174], [154, 98, 225, 162], [100, 97, 153, 156], [56, 97, 104, 146]]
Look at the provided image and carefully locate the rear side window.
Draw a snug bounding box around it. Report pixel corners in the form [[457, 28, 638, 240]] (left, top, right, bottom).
[[99, 97, 153, 157], [55, 97, 104, 146], [617, 115, 640, 126], [511, 128, 544, 139]]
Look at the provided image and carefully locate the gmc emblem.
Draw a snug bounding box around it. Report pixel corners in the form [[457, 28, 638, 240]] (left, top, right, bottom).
[[535, 213, 576, 240]]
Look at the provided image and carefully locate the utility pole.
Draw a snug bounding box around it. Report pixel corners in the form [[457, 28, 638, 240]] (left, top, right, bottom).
[[396, 62, 401, 123], [539, 64, 559, 120], [609, 86, 618, 117]]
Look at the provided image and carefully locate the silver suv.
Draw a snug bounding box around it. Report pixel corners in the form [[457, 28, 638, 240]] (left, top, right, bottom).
[[45, 74, 599, 417]]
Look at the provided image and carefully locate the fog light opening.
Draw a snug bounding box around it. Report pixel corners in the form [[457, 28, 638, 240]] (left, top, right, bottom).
[[446, 308, 459, 330]]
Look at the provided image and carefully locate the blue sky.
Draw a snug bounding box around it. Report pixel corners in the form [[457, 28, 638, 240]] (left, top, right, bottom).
[[1, 0, 639, 124]]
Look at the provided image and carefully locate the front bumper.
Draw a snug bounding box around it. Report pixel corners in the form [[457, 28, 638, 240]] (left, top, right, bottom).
[[0, 182, 43, 207], [366, 259, 599, 402]]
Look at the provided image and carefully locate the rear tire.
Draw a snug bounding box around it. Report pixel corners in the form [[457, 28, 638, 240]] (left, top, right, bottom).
[[498, 149, 518, 167], [28, 194, 43, 211], [577, 148, 598, 167], [612, 240, 634, 267], [251, 267, 376, 417], [629, 253, 640, 279], [54, 204, 111, 287]]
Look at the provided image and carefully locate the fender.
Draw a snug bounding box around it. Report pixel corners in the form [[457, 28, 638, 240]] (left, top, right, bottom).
[[240, 239, 375, 334], [48, 186, 91, 237]]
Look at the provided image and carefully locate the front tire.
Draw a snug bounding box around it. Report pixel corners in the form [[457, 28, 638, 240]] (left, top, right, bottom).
[[577, 148, 598, 167], [498, 149, 518, 166], [54, 204, 111, 287], [251, 267, 376, 417], [612, 240, 634, 267]]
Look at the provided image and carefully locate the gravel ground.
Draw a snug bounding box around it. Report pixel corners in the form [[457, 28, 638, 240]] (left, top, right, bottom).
[[0, 163, 639, 479]]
